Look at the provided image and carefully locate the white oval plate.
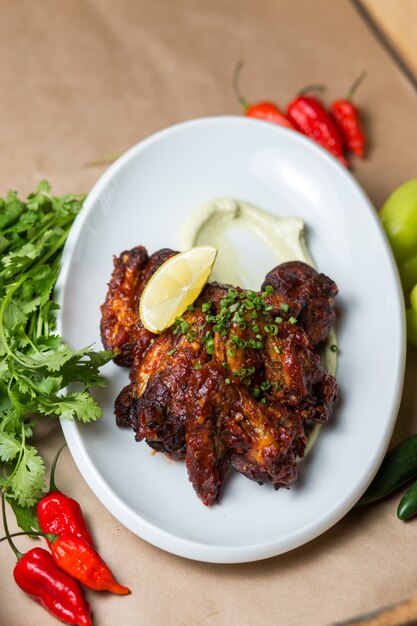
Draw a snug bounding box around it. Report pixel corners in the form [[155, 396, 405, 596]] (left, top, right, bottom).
[[57, 116, 405, 563]]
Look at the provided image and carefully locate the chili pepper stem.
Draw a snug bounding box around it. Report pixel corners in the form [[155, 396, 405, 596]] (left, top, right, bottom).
[[49, 442, 67, 492], [346, 70, 367, 101], [0, 530, 57, 544], [232, 61, 250, 112], [1, 491, 23, 560], [297, 83, 326, 96]]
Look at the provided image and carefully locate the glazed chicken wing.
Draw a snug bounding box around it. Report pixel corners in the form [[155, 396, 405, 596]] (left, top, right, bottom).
[[102, 247, 338, 505], [262, 261, 338, 346], [100, 246, 176, 366]]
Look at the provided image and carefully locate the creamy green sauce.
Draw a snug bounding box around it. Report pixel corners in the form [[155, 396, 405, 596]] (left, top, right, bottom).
[[179, 197, 337, 379]]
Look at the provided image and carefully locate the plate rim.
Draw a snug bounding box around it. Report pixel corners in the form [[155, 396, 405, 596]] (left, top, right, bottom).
[[56, 115, 406, 563]]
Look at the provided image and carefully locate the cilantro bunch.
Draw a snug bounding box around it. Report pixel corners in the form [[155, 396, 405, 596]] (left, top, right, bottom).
[[0, 182, 112, 527]]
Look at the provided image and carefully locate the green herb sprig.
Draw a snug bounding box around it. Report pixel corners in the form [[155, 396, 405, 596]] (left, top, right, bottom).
[[0, 182, 112, 528]]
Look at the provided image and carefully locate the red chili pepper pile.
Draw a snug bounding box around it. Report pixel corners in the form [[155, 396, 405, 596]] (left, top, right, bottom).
[[1, 444, 130, 626], [233, 63, 367, 167]]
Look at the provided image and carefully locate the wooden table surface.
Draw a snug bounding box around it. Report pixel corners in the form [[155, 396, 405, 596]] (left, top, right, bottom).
[[360, 0, 417, 79]]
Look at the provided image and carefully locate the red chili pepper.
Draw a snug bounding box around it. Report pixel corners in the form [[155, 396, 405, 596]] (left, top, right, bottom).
[[287, 87, 348, 166], [37, 444, 93, 547], [2, 493, 92, 626], [233, 62, 295, 130], [51, 534, 130, 595], [330, 71, 367, 157], [14, 548, 93, 626]]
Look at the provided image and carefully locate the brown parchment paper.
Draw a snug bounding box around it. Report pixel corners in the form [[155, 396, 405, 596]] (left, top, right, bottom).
[[0, 1, 416, 625]]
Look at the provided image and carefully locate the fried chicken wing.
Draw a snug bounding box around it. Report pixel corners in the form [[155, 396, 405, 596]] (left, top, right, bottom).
[[100, 246, 176, 366], [262, 261, 338, 346], [185, 364, 234, 505], [185, 363, 309, 504], [102, 247, 338, 506]]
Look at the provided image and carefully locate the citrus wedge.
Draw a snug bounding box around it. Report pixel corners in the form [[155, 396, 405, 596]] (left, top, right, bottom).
[[139, 245, 217, 333]]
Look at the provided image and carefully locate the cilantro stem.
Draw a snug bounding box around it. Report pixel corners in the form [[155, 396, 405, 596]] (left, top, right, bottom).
[[2, 424, 25, 496]]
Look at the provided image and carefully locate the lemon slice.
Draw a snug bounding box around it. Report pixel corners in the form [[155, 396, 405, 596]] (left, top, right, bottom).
[[139, 245, 217, 333]]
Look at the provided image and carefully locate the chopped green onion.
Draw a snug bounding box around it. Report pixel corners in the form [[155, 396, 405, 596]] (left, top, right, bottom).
[[242, 299, 254, 310], [264, 324, 278, 336]]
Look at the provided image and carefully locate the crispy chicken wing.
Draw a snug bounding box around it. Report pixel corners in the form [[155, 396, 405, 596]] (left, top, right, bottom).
[[102, 247, 338, 506], [100, 246, 176, 366], [262, 260, 338, 346]]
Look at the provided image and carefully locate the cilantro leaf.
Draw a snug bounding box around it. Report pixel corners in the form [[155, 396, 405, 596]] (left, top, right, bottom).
[[0, 430, 21, 462], [27, 342, 75, 371], [6, 497, 41, 535], [39, 391, 103, 422], [9, 445, 46, 507]]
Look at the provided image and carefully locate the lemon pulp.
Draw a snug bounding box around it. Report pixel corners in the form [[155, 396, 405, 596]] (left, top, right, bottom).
[[139, 245, 217, 333]]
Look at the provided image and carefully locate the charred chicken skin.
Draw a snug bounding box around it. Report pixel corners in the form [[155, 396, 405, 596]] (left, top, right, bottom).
[[101, 246, 338, 505]]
